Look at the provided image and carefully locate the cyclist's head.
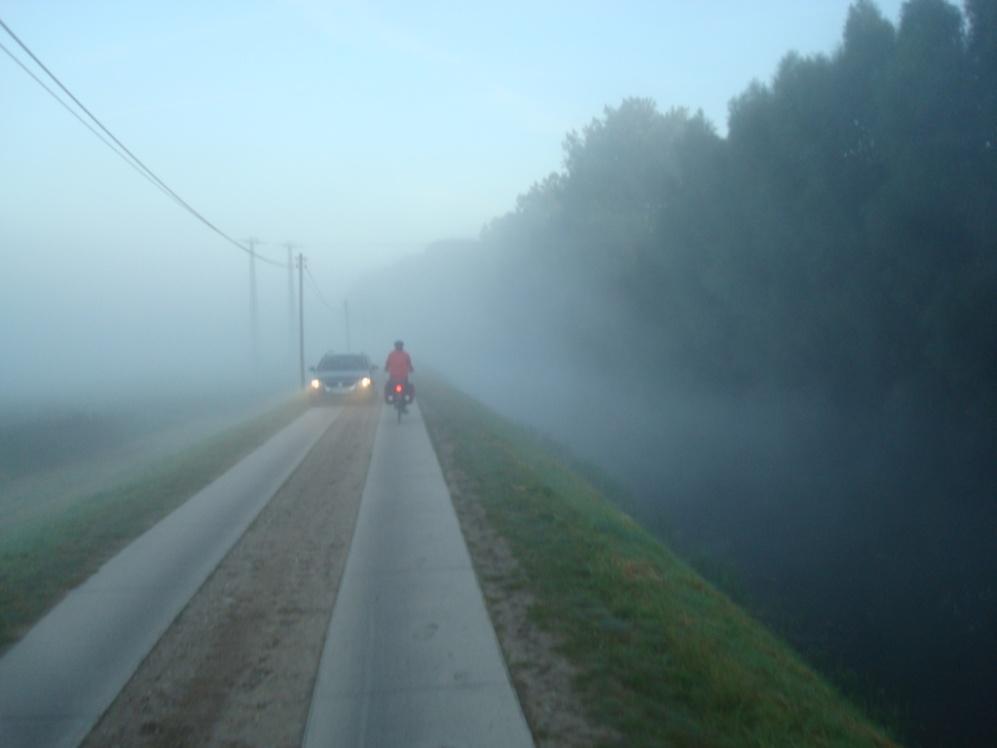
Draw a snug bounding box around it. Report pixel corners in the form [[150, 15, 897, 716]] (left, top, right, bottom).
[[394, 340, 404, 350]]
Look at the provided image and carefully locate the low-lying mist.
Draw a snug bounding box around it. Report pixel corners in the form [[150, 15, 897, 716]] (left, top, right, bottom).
[[351, 245, 995, 745], [347, 8, 997, 736]]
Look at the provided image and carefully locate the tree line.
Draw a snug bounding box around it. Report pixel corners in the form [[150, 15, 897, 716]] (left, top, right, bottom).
[[482, 0, 995, 425], [441, 2, 996, 743]]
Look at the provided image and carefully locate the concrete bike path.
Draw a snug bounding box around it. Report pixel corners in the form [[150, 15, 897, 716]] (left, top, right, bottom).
[[0, 405, 343, 748], [303, 402, 535, 748]]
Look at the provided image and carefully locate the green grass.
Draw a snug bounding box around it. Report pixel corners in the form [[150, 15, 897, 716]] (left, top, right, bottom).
[[419, 377, 897, 748], [0, 394, 310, 651]]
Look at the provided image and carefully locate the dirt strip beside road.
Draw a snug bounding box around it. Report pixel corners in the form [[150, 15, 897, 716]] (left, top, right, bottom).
[[84, 402, 379, 748]]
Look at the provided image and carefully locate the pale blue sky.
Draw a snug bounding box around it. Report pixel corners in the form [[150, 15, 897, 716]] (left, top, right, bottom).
[[0, 1, 906, 398]]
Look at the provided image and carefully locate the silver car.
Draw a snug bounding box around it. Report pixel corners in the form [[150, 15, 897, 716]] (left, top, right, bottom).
[[308, 352, 376, 402]]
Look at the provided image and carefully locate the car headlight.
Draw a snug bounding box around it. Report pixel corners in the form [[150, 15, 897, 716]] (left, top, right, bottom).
[[310, 379, 322, 390], [360, 376, 371, 388]]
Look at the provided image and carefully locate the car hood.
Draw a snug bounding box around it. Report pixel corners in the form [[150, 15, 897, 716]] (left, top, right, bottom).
[[315, 368, 368, 379]]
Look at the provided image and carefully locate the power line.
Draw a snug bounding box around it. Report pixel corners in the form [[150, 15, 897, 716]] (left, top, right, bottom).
[[255, 251, 287, 268], [236, 239, 288, 269], [304, 263, 336, 312], [0, 16, 281, 268], [0, 39, 172, 201]]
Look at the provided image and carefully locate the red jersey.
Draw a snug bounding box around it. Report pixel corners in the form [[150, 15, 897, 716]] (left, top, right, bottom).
[[385, 349, 413, 381]]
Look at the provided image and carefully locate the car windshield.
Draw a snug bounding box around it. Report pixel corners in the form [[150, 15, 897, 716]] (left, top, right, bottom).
[[317, 354, 367, 371]]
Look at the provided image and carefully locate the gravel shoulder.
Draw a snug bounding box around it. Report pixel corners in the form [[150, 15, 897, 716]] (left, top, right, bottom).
[[84, 403, 378, 747]]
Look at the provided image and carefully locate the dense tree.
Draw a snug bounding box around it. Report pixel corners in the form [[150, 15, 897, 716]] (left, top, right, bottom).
[[475, 0, 994, 419]]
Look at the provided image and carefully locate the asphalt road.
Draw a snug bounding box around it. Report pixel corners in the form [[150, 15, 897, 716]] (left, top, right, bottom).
[[0, 400, 534, 747]]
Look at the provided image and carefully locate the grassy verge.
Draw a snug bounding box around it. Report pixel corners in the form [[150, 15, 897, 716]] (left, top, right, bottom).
[[419, 377, 896, 748], [0, 394, 310, 651]]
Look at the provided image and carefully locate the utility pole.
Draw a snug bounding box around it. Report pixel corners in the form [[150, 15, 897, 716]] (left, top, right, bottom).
[[297, 253, 306, 389], [245, 237, 261, 372], [280, 241, 300, 383], [344, 300, 351, 352]]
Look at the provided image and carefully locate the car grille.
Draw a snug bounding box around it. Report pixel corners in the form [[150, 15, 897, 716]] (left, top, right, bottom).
[[323, 378, 357, 387]]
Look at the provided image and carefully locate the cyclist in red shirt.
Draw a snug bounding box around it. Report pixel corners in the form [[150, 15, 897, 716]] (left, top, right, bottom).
[[384, 340, 414, 404]]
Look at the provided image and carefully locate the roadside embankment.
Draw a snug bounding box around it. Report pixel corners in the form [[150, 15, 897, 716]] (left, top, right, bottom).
[[0, 394, 309, 651], [419, 376, 896, 748]]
